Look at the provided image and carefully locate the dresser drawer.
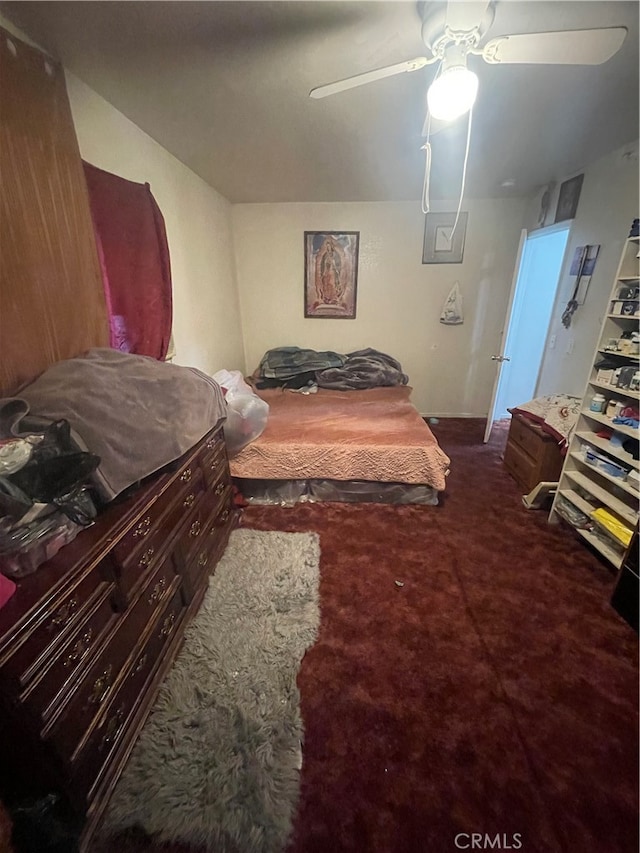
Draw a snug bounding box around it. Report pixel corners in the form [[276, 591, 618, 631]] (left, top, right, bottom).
[[68, 583, 185, 805], [200, 428, 225, 469], [44, 557, 179, 763], [112, 470, 205, 602], [200, 440, 228, 490], [19, 585, 117, 725], [0, 568, 111, 690], [112, 463, 202, 568]]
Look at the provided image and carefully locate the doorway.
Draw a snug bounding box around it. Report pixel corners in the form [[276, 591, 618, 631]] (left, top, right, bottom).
[[484, 223, 570, 441]]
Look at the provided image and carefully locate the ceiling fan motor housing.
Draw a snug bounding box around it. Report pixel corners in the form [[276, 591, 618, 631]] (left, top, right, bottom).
[[419, 0, 496, 57]]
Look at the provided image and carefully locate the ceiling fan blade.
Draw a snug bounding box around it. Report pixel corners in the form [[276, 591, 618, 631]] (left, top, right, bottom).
[[446, 1, 492, 34], [309, 56, 432, 99], [481, 27, 627, 65]]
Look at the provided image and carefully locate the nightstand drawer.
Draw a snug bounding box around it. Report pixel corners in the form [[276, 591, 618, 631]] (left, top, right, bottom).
[[503, 438, 539, 492], [508, 415, 549, 458]]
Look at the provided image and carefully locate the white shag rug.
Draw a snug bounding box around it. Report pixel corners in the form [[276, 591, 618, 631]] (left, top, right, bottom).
[[102, 528, 320, 853]]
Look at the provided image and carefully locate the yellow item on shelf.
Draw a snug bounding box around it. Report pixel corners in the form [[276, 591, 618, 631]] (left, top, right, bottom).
[[590, 508, 634, 547]]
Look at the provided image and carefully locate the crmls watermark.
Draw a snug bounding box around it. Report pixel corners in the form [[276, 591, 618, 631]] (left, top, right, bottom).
[[454, 834, 523, 850]]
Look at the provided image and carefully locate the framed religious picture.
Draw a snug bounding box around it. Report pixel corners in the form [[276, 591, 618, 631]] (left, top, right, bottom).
[[555, 174, 584, 223], [422, 212, 467, 264], [304, 231, 359, 319]]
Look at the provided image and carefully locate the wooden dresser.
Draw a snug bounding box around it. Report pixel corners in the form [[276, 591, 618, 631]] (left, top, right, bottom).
[[503, 413, 564, 493], [0, 421, 236, 850]]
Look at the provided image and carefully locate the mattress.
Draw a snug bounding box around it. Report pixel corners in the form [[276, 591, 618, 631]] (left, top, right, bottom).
[[229, 386, 450, 491]]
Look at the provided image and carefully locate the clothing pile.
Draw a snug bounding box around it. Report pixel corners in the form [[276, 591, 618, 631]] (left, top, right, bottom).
[[252, 347, 409, 391]]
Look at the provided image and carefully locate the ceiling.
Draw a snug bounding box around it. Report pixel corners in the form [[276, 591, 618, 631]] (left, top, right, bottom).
[[1, 1, 638, 203]]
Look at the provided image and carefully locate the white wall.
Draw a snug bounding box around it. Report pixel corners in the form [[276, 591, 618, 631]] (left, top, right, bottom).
[[529, 141, 639, 397], [66, 73, 244, 377], [232, 199, 527, 415]]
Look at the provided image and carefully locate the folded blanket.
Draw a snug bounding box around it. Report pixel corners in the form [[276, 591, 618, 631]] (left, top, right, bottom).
[[257, 347, 345, 380], [12, 349, 226, 501], [317, 348, 408, 390]]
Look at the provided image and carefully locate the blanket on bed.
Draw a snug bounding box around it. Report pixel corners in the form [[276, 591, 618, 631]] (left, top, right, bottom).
[[230, 386, 450, 491], [317, 349, 408, 390], [254, 347, 408, 391]]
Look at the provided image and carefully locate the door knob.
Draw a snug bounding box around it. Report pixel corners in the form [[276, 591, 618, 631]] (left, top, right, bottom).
[[491, 355, 511, 362]]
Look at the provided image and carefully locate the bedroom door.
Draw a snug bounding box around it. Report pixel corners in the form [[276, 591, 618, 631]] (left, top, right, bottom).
[[483, 229, 527, 443], [484, 224, 570, 443]]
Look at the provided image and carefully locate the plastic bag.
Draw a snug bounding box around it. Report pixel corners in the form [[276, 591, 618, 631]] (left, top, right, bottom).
[[212, 370, 269, 458]]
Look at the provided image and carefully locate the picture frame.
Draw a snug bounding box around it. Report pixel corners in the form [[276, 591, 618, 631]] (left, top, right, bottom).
[[422, 212, 468, 264], [304, 231, 359, 319], [554, 174, 584, 223]]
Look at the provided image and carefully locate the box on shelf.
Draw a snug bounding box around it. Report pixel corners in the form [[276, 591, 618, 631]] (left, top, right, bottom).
[[590, 507, 634, 547], [584, 446, 629, 478], [596, 368, 616, 384], [626, 469, 640, 490]]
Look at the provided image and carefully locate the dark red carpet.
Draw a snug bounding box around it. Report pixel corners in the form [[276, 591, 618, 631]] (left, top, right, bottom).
[[104, 418, 639, 853]]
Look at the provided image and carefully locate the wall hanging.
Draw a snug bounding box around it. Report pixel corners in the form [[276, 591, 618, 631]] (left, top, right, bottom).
[[555, 174, 584, 222], [423, 212, 467, 264], [304, 231, 359, 319]]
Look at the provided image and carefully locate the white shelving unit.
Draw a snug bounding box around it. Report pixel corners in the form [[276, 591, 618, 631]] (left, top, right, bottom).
[[549, 234, 640, 570]]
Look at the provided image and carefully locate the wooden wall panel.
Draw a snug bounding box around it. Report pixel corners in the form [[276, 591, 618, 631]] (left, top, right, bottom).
[[0, 26, 108, 395]]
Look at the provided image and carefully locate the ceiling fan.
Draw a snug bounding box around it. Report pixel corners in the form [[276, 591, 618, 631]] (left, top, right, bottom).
[[309, 1, 628, 128]]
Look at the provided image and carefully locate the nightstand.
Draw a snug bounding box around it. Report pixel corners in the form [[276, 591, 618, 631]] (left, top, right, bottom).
[[503, 413, 564, 493]]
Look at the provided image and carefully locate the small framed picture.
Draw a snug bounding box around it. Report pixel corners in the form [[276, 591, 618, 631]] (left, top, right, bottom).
[[555, 174, 584, 223], [422, 212, 468, 264]]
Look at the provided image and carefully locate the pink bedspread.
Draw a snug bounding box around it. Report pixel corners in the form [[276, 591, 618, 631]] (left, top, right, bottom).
[[230, 386, 450, 491]]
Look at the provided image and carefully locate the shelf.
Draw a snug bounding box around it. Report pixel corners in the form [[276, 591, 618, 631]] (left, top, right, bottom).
[[580, 409, 639, 438], [575, 431, 640, 471], [563, 470, 638, 527], [569, 450, 639, 498], [557, 490, 626, 569], [596, 350, 639, 362], [628, 236, 640, 244], [606, 313, 639, 320], [588, 380, 640, 401], [616, 277, 640, 283], [576, 528, 624, 570], [559, 487, 595, 516]]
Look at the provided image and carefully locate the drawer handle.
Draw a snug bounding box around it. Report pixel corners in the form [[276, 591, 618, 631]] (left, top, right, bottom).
[[147, 577, 167, 606], [197, 551, 208, 568], [214, 482, 225, 495], [138, 547, 155, 569], [99, 704, 125, 753], [220, 509, 230, 524], [190, 520, 201, 538], [89, 665, 113, 706], [133, 516, 151, 538], [160, 612, 176, 638], [183, 492, 195, 508], [206, 437, 218, 450], [50, 597, 78, 630], [180, 468, 192, 483], [133, 653, 147, 674], [63, 629, 93, 668]]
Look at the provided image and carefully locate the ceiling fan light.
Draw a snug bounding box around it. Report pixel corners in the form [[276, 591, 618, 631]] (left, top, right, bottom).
[[427, 66, 479, 122]]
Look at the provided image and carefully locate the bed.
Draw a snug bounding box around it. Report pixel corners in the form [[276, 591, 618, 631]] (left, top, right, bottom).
[[230, 385, 450, 505]]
